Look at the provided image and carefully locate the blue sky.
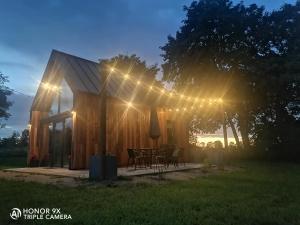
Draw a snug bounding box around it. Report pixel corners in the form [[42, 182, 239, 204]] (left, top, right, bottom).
[[0, 0, 296, 136]]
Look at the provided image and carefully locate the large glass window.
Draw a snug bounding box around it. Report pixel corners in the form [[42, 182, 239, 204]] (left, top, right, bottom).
[[49, 79, 73, 115]]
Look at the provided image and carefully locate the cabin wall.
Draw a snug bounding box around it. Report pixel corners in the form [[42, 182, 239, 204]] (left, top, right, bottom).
[[71, 93, 189, 169], [70, 93, 100, 169], [28, 111, 49, 164]]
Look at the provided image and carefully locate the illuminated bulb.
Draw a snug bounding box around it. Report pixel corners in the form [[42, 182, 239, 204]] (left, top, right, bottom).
[[43, 82, 50, 89], [110, 67, 115, 72], [169, 92, 173, 97], [52, 85, 58, 91], [218, 98, 223, 103], [175, 108, 179, 112], [180, 94, 184, 98], [149, 86, 153, 90], [183, 108, 187, 111], [168, 109, 172, 112], [187, 97, 191, 101], [137, 80, 141, 85], [161, 89, 165, 94], [195, 98, 198, 102], [71, 111, 76, 115], [127, 102, 132, 107], [124, 74, 129, 79]]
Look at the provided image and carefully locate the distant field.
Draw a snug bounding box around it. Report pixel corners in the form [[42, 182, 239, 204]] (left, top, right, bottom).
[[0, 162, 300, 225]]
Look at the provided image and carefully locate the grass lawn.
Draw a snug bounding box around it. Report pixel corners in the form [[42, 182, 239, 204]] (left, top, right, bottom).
[[0, 162, 300, 225], [0, 156, 27, 169], [0, 147, 27, 169]]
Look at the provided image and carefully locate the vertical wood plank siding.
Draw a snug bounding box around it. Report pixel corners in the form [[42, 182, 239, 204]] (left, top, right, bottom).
[[28, 111, 49, 165], [30, 93, 189, 169]]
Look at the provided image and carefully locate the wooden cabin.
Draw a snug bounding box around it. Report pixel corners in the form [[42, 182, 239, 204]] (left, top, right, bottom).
[[29, 50, 189, 169]]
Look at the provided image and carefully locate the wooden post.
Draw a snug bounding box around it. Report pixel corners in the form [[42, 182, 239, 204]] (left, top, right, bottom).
[[57, 90, 61, 114], [99, 76, 107, 156], [61, 119, 66, 168], [99, 72, 108, 179], [51, 122, 56, 167]]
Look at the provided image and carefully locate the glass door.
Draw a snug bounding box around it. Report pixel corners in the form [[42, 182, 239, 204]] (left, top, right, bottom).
[[49, 119, 72, 168]]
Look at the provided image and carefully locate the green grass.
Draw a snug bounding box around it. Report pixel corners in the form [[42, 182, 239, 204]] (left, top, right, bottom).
[[1, 162, 300, 225], [0, 156, 27, 169], [0, 147, 27, 169]]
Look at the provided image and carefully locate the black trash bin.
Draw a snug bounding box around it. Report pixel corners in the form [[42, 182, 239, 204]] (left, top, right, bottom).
[[105, 155, 117, 180], [89, 155, 104, 181]]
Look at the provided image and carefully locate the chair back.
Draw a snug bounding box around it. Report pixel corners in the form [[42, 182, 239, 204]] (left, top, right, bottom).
[[127, 148, 135, 158]]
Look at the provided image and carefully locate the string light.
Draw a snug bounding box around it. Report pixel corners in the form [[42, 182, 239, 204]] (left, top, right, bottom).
[[42, 82, 61, 92], [127, 102, 132, 108], [105, 66, 225, 109], [43, 82, 50, 89]]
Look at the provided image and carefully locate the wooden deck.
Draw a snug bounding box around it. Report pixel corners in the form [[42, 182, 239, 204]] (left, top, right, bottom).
[[4, 163, 203, 179]]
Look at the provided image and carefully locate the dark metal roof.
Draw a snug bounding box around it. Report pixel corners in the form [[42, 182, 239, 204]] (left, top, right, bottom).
[[31, 50, 151, 111]]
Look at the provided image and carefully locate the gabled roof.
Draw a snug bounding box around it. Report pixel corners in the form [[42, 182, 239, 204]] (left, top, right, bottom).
[[31, 50, 150, 111]]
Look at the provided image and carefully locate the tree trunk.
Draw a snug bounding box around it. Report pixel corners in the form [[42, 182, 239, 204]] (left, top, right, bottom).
[[226, 112, 241, 149], [238, 112, 250, 150], [222, 112, 228, 149]]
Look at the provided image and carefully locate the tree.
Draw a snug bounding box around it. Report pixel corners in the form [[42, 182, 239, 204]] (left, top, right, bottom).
[[0, 71, 12, 128], [161, 0, 300, 153], [249, 2, 300, 157], [99, 54, 162, 104], [19, 129, 29, 146], [99, 54, 160, 84]]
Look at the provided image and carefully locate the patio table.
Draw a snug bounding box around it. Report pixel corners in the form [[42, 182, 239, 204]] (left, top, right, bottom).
[[139, 148, 154, 168]]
